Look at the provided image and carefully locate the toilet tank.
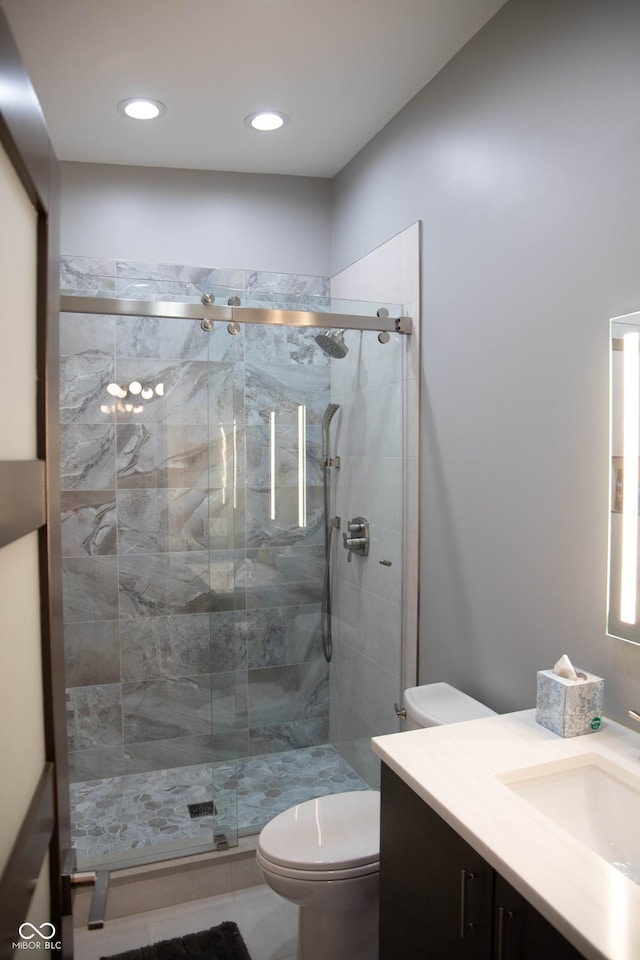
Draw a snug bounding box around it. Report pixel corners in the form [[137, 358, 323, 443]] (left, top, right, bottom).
[[403, 682, 497, 728]]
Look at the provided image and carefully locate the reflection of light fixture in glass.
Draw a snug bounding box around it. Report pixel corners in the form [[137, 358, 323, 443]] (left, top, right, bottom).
[[129, 381, 142, 395], [621, 331, 639, 623], [107, 382, 127, 399], [141, 387, 153, 400], [298, 404, 307, 528], [155, 383, 164, 397], [270, 411, 276, 520]]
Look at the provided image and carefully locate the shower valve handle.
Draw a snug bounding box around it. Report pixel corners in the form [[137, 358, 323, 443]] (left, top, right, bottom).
[[342, 517, 370, 561]]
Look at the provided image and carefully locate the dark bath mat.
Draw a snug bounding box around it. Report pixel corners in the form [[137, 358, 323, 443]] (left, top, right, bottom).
[[99, 921, 253, 960]]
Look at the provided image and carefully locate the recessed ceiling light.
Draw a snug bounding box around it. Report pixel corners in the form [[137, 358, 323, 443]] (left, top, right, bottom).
[[245, 111, 289, 132], [117, 98, 166, 120]]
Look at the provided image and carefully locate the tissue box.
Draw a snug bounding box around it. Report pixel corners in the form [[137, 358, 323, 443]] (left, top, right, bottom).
[[535, 669, 604, 738]]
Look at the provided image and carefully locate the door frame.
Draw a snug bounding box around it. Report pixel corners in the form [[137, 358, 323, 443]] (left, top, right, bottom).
[[0, 9, 68, 959]]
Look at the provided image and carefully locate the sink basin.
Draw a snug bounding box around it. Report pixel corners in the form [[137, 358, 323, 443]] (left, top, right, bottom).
[[500, 754, 640, 884]]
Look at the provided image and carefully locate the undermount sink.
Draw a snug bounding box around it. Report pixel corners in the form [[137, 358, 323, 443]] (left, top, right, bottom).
[[500, 753, 640, 884]]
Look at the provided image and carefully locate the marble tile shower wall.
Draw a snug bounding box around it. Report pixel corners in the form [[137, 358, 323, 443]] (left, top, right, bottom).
[[59, 256, 332, 782]]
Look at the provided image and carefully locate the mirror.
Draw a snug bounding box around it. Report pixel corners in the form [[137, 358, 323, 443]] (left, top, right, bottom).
[[609, 311, 640, 643]]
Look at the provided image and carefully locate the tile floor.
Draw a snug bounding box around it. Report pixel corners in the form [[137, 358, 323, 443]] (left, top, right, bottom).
[[71, 744, 367, 865], [73, 883, 298, 960]]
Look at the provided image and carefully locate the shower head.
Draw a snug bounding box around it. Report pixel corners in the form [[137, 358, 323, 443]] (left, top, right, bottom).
[[315, 329, 349, 359]]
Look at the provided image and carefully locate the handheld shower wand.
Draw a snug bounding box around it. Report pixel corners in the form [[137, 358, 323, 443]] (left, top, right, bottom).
[[320, 402, 340, 662]]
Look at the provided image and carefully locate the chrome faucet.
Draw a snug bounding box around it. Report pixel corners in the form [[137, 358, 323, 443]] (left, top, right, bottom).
[[629, 709, 640, 724]]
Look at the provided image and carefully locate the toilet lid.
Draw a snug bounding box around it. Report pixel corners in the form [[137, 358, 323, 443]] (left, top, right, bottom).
[[404, 682, 497, 726], [257, 790, 380, 872]]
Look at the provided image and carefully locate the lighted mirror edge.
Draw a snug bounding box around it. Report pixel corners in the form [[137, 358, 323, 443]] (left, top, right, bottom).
[[608, 310, 640, 643]]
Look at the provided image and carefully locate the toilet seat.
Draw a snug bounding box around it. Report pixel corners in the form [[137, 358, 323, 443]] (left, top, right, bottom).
[[257, 790, 380, 874], [257, 848, 379, 882]]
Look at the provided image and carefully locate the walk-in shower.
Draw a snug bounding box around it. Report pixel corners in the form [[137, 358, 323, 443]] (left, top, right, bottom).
[[58, 257, 412, 872]]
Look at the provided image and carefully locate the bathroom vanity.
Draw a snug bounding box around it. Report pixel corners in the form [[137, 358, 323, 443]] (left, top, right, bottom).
[[372, 710, 640, 960]]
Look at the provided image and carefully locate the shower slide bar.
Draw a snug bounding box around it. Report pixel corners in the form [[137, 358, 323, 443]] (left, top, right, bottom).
[[60, 295, 413, 335]]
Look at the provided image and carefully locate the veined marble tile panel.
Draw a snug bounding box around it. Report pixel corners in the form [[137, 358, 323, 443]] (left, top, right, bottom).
[[120, 613, 211, 681], [240, 547, 323, 610], [244, 361, 329, 427], [246, 604, 321, 668], [60, 255, 116, 296], [62, 555, 119, 623], [66, 683, 123, 751], [245, 485, 324, 548], [206, 322, 245, 363], [118, 551, 210, 618], [210, 610, 248, 673], [61, 490, 117, 556], [116, 316, 208, 362], [115, 260, 244, 290], [247, 660, 329, 726], [243, 424, 322, 488], [248, 718, 329, 755], [208, 360, 239, 427], [331, 639, 399, 737], [60, 313, 116, 358], [60, 423, 116, 491], [116, 488, 210, 554], [123, 676, 213, 743], [60, 356, 117, 423], [213, 728, 249, 761], [246, 544, 324, 583], [114, 359, 209, 425], [68, 744, 126, 782], [65, 620, 120, 687], [115, 423, 210, 489], [124, 734, 214, 774], [243, 271, 329, 305], [212, 671, 248, 733]]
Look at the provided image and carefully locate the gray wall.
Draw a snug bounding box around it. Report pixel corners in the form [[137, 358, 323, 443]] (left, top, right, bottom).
[[60, 162, 332, 276], [331, 0, 640, 723]]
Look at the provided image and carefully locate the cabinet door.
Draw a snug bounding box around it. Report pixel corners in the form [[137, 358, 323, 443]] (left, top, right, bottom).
[[380, 764, 492, 960], [494, 874, 585, 960]]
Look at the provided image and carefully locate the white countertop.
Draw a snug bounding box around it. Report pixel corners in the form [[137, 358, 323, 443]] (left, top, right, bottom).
[[372, 709, 640, 960]]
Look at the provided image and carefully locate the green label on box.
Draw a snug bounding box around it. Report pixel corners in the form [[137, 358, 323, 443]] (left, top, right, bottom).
[[591, 717, 601, 731]]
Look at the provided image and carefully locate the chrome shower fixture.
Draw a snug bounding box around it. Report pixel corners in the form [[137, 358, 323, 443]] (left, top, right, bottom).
[[200, 317, 214, 332], [201, 293, 215, 304], [227, 322, 241, 335], [315, 329, 349, 359]]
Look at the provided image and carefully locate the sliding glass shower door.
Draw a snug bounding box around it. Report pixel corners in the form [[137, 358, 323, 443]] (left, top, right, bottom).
[[60, 258, 411, 869]]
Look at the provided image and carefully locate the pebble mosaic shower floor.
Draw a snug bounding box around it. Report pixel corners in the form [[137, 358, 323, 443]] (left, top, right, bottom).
[[70, 744, 368, 865]]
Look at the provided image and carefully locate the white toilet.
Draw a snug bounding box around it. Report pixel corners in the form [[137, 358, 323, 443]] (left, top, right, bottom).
[[256, 683, 497, 960]]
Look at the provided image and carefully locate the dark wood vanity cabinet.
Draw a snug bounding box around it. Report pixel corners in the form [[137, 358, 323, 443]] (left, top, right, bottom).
[[379, 764, 585, 960]]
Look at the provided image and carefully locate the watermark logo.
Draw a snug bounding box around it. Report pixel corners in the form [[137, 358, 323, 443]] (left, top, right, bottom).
[[13, 923, 62, 950]]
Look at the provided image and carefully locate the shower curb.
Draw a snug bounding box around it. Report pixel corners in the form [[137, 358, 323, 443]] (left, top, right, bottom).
[[72, 836, 261, 928]]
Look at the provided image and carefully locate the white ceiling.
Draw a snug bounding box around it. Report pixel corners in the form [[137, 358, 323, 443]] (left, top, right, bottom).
[[3, 0, 507, 178]]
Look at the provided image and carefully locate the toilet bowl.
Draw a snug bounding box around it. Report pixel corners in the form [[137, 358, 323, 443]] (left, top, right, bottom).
[[257, 790, 380, 960], [256, 684, 496, 960]]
